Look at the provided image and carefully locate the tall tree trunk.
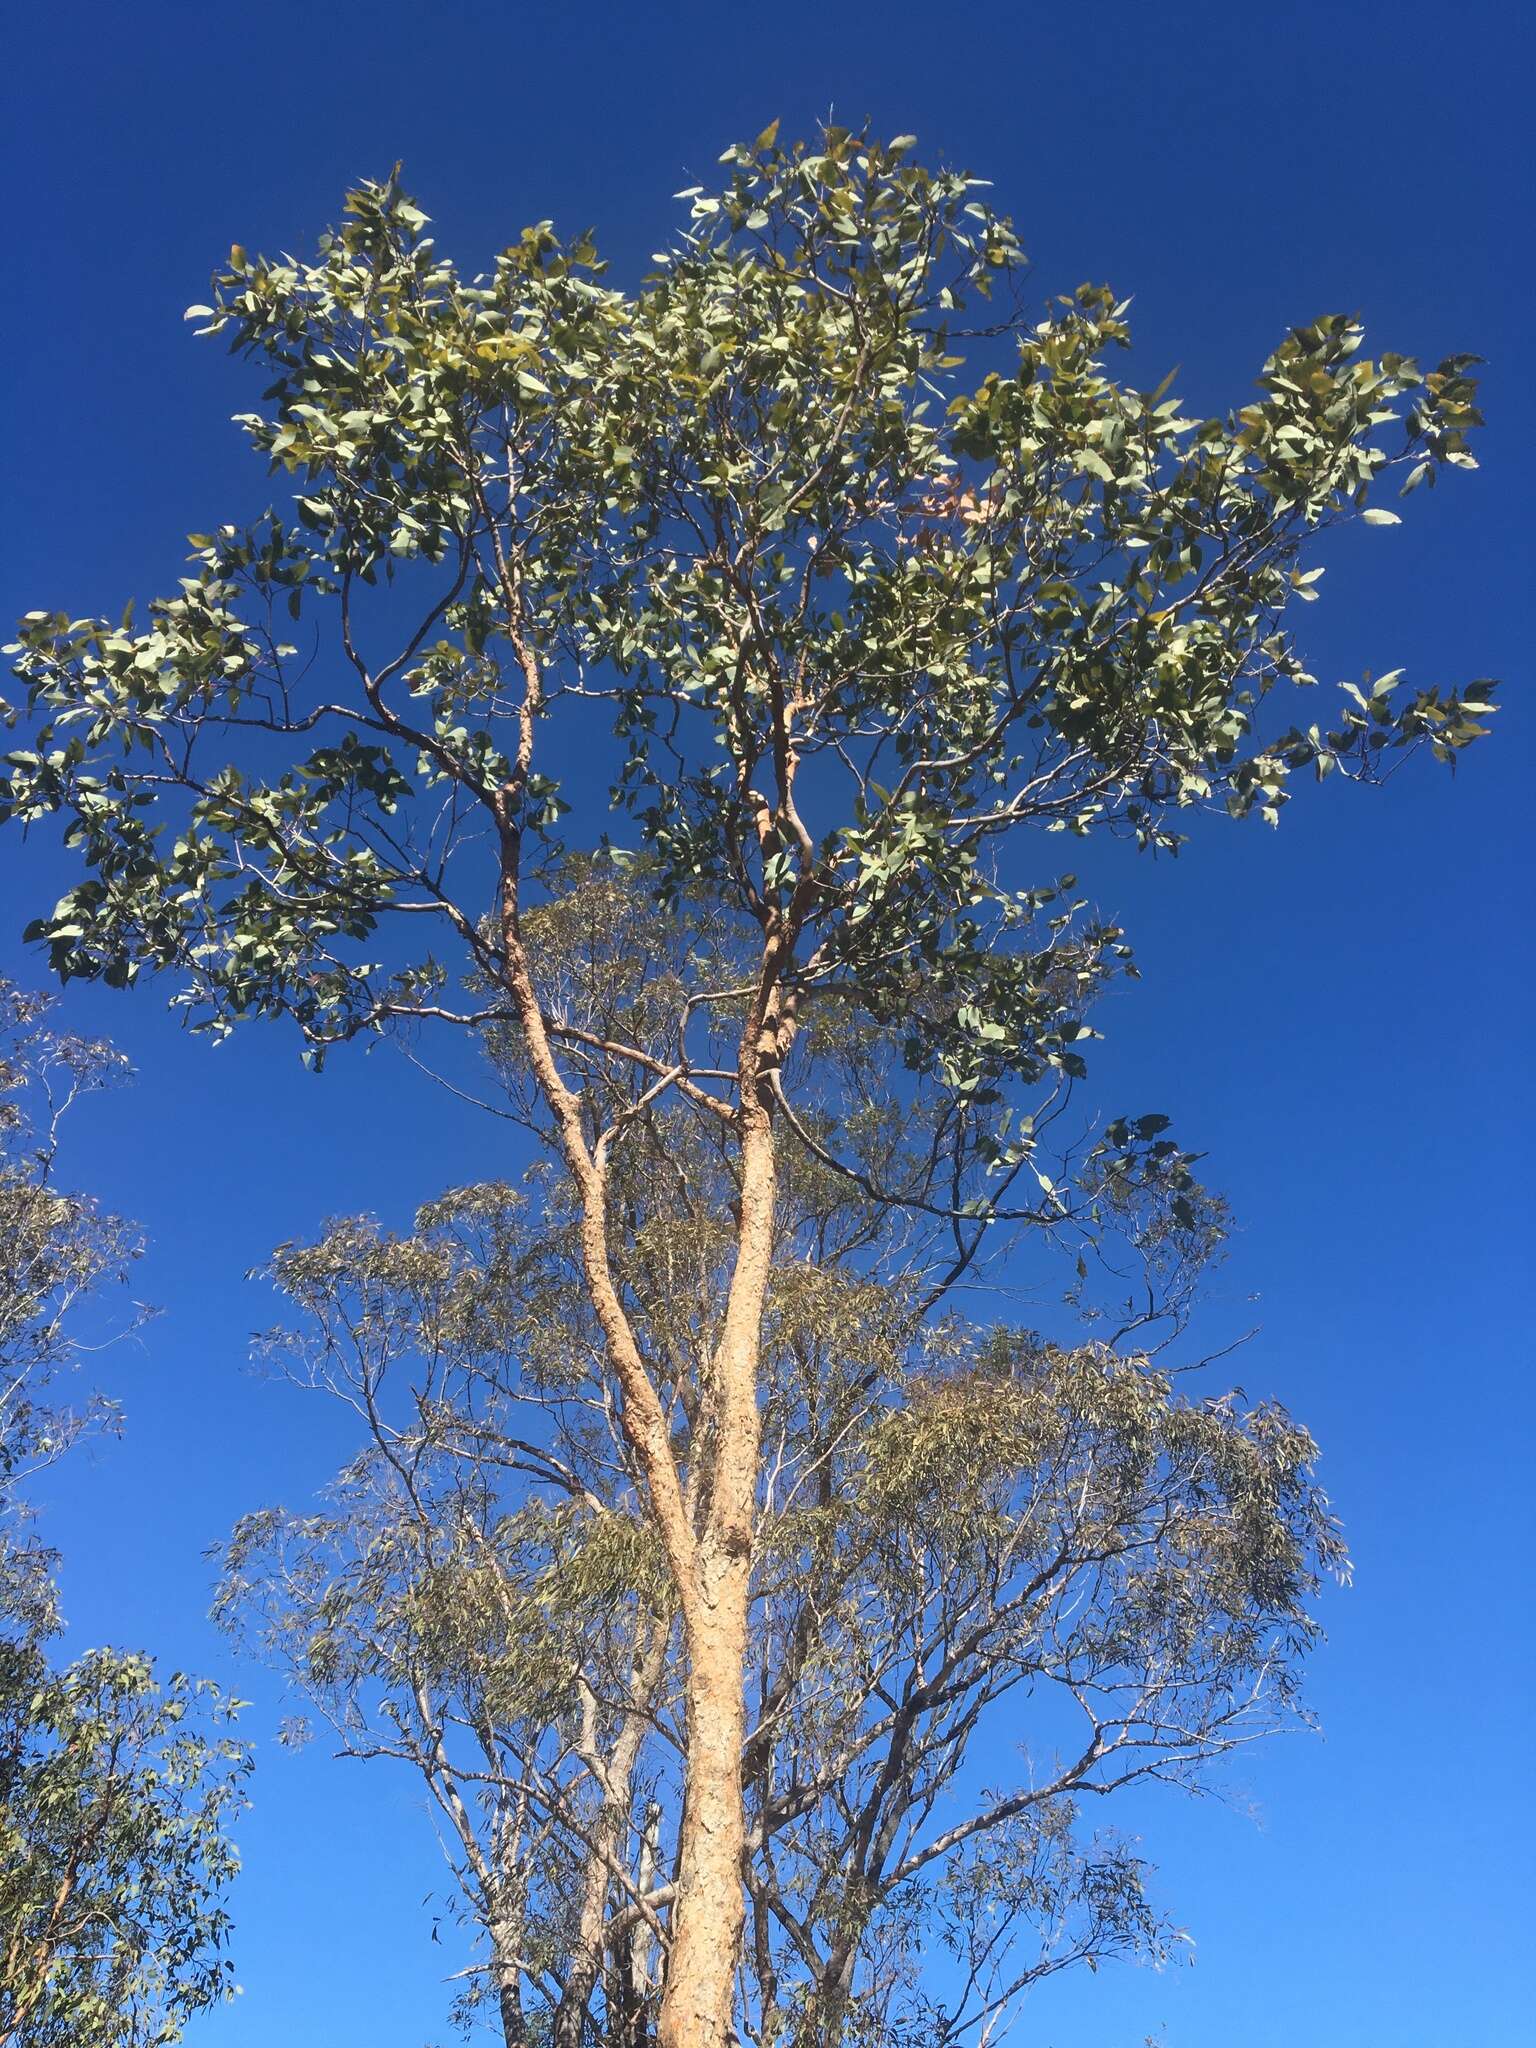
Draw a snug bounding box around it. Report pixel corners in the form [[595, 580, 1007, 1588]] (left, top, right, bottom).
[[657, 1038, 780, 2048], [658, 1546, 752, 2048]]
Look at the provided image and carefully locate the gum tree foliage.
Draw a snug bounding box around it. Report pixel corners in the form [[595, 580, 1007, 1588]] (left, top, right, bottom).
[[0, 123, 1493, 2048], [0, 988, 249, 2048]]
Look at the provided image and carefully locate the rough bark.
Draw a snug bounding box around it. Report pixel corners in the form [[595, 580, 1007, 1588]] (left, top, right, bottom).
[[659, 1549, 753, 2048], [657, 1005, 784, 2048]]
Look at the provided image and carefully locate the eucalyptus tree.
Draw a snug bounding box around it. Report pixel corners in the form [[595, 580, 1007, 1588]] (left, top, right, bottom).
[[0, 988, 248, 2048], [1, 124, 1493, 2047]]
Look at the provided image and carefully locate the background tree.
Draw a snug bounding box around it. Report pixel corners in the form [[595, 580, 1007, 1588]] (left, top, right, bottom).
[[0, 984, 134, 1591], [0, 988, 248, 2048], [218, 891, 1338, 2044], [1, 125, 1493, 2048]]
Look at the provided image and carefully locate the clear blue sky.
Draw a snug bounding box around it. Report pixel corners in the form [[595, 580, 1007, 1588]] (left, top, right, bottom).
[[3, 2, 1531, 2042]]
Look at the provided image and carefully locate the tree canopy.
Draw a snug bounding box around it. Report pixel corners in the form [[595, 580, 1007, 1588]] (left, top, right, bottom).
[[1, 128, 1490, 1073]]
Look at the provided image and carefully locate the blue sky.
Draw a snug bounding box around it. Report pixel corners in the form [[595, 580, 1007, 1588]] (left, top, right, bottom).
[[2, 1, 1532, 2042]]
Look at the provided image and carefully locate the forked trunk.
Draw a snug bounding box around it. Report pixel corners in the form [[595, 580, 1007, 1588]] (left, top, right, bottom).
[[498, 813, 786, 2048]]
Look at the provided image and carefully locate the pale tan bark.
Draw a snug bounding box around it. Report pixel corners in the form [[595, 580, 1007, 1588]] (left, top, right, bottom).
[[658, 982, 789, 2048], [659, 1548, 753, 2048]]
